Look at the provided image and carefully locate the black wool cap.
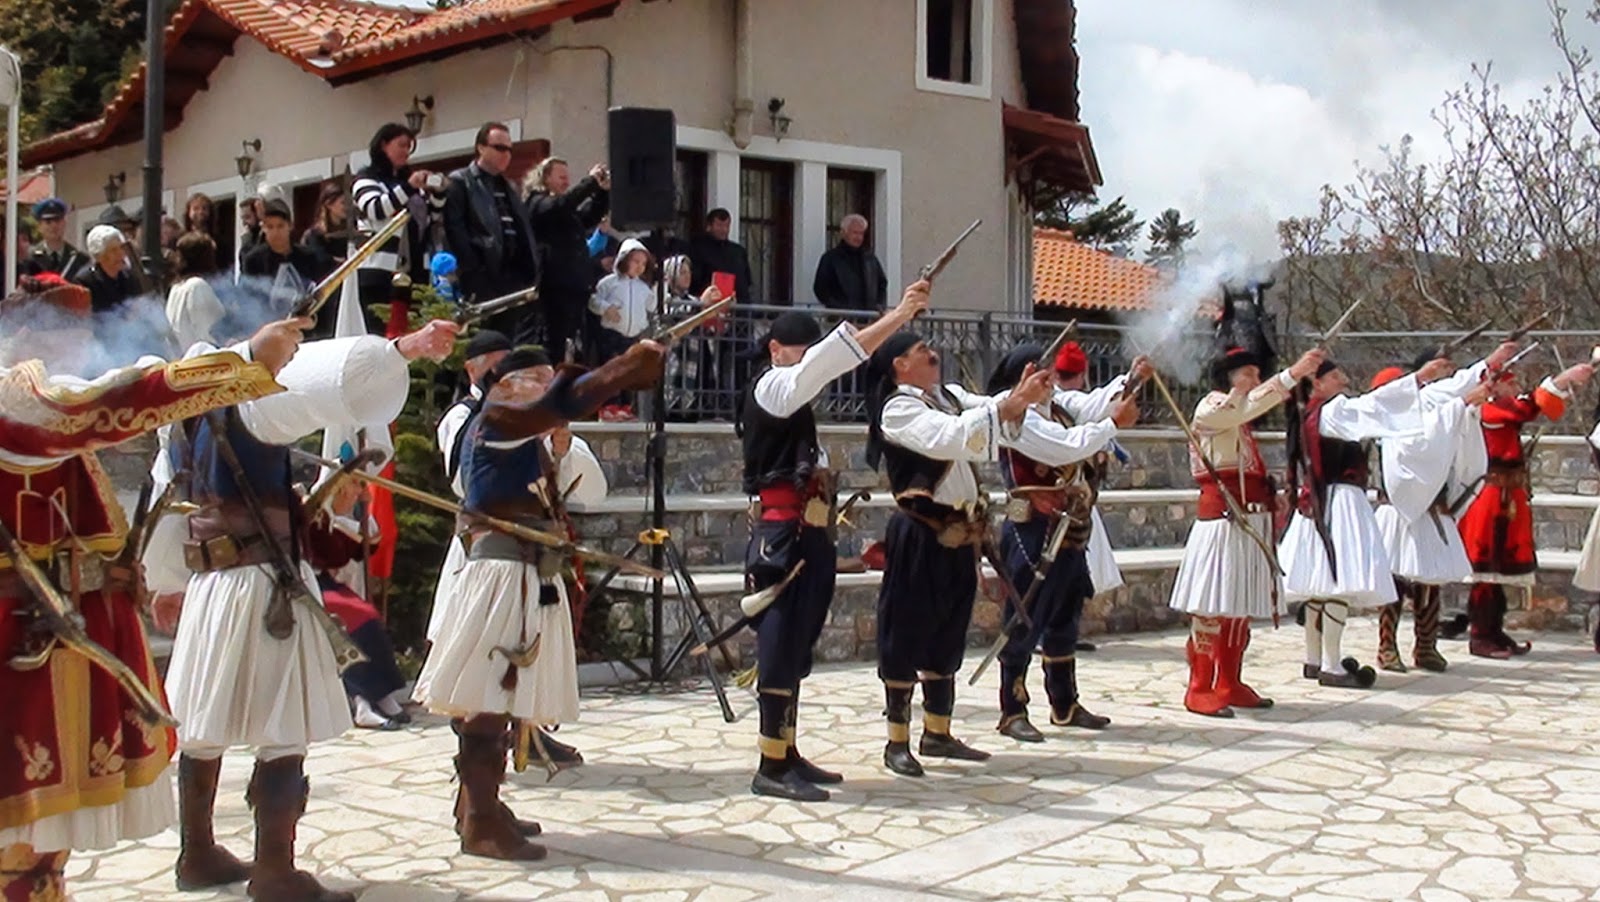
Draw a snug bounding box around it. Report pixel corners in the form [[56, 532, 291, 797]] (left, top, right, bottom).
[[464, 329, 513, 360]]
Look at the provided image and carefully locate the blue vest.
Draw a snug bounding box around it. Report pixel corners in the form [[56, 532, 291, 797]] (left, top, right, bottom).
[[179, 410, 293, 507], [460, 419, 554, 519]]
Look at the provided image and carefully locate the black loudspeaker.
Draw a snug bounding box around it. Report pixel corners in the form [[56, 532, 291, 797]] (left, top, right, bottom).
[[608, 107, 678, 230]]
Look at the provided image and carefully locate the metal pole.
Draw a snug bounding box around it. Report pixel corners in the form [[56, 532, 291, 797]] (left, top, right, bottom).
[[3, 47, 20, 294], [650, 275, 667, 678], [140, 0, 165, 290]]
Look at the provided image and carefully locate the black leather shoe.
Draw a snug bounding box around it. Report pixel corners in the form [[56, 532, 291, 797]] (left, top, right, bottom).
[[1318, 661, 1377, 689], [787, 750, 842, 785], [884, 742, 924, 777], [1074, 641, 1097, 653], [752, 771, 829, 802], [997, 716, 1045, 743], [539, 730, 584, 766], [1302, 663, 1320, 680], [919, 732, 991, 761], [1050, 704, 1110, 730]]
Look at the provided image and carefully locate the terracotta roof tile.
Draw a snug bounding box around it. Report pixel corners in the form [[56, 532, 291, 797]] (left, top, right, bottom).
[[1032, 227, 1160, 311]]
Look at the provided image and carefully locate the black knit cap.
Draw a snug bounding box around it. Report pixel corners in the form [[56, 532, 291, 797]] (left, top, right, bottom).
[[1209, 346, 1261, 390], [768, 311, 823, 348], [986, 343, 1043, 395], [464, 329, 512, 360], [489, 346, 552, 381], [1315, 358, 1340, 378], [865, 330, 925, 470]]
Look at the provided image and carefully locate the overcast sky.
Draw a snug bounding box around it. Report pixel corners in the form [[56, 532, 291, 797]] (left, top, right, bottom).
[[1074, 0, 1585, 261]]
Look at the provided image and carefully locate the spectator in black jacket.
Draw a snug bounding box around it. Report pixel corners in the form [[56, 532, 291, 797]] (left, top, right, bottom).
[[443, 122, 539, 319], [525, 155, 610, 355], [240, 199, 321, 287], [73, 225, 139, 316], [300, 180, 350, 282], [687, 209, 755, 304], [813, 214, 887, 311]]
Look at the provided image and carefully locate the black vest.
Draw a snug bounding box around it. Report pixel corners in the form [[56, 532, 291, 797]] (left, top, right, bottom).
[[740, 365, 821, 494], [880, 388, 955, 498]]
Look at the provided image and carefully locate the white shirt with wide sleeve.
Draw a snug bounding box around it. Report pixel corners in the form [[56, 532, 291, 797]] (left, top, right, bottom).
[[752, 323, 867, 469], [880, 384, 1013, 509]]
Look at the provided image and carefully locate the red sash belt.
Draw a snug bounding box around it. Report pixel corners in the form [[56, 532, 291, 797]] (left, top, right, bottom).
[[1197, 473, 1271, 521], [758, 483, 808, 522]]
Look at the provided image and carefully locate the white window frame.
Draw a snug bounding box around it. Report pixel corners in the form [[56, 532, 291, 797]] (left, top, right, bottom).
[[677, 126, 902, 309], [915, 0, 994, 100]]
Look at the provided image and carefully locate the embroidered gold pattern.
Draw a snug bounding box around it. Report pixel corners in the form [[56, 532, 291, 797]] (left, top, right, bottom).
[[0, 353, 279, 442], [87, 735, 125, 777], [14, 738, 53, 783], [124, 707, 163, 753]]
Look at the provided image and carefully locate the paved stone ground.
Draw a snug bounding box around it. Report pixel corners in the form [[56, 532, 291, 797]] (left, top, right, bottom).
[[68, 626, 1600, 901]]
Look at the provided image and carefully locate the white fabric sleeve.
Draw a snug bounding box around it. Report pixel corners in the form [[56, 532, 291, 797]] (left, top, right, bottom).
[[1058, 375, 1128, 424], [553, 435, 608, 507], [1383, 399, 1468, 523], [1192, 370, 1294, 432], [880, 393, 1001, 462], [1004, 406, 1118, 466], [236, 336, 410, 446], [1540, 376, 1572, 401], [437, 402, 470, 498], [1588, 420, 1600, 451], [1317, 376, 1423, 441], [1421, 360, 1486, 406], [752, 324, 868, 418]]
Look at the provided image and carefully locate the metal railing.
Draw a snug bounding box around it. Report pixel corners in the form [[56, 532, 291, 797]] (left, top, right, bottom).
[[652, 305, 1600, 433]]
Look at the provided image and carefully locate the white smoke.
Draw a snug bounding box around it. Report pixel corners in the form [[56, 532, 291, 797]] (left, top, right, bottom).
[[1121, 245, 1276, 384], [0, 272, 302, 377]]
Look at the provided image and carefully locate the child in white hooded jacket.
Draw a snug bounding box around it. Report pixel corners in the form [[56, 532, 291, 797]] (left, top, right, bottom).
[[589, 237, 654, 418]]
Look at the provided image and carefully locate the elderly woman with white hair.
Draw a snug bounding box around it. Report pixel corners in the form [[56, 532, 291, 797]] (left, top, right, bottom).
[[72, 224, 140, 316]]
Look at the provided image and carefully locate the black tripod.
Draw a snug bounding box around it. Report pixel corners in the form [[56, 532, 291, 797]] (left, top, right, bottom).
[[582, 275, 737, 723]]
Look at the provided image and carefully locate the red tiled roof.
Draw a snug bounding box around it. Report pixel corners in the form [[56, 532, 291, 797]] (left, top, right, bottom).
[[1032, 228, 1160, 311], [0, 169, 54, 205], [22, 0, 621, 167]]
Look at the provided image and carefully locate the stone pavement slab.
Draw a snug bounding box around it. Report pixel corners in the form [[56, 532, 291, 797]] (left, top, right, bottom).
[[66, 627, 1600, 901]]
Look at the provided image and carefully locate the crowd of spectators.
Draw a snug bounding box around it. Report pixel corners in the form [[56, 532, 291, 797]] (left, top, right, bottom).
[[6, 119, 889, 420]]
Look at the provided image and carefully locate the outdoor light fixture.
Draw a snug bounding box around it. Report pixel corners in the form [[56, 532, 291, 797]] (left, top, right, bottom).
[[102, 171, 125, 204], [236, 139, 261, 179], [767, 97, 791, 140], [405, 95, 434, 133]]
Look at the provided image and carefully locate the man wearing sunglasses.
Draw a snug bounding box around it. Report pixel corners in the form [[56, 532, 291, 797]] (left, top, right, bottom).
[[443, 121, 541, 308]]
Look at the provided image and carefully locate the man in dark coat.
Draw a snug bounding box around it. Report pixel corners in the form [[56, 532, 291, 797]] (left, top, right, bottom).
[[443, 122, 540, 310], [688, 209, 755, 304], [527, 156, 610, 354], [814, 214, 887, 312]]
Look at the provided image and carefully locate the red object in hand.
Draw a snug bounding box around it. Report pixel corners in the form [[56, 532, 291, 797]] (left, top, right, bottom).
[[385, 301, 410, 340], [712, 271, 736, 300]]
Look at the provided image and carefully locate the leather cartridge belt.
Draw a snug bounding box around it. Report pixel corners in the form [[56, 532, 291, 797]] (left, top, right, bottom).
[[1197, 474, 1271, 521], [0, 550, 114, 597], [756, 483, 830, 528], [1485, 465, 1530, 490], [895, 499, 986, 549], [183, 501, 294, 574], [465, 529, 566, 579], [183, 534, 285, 573]]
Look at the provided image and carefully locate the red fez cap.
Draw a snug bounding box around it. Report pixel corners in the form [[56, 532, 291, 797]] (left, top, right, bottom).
[[1054, 341, 1088, 377], [1369, 366, 1406, 391]]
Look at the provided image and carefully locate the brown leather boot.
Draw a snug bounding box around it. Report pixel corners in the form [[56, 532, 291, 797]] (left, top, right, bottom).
[[245, 757, 353, 902], [175, 755, 251, 890], [458, 729, 547, 861]]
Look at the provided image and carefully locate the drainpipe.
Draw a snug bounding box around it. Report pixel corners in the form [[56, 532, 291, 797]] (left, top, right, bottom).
[[728, 0, 754, 148]]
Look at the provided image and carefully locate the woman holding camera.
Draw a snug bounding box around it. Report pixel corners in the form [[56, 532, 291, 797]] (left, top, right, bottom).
[[352, 123, 446, 331]]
